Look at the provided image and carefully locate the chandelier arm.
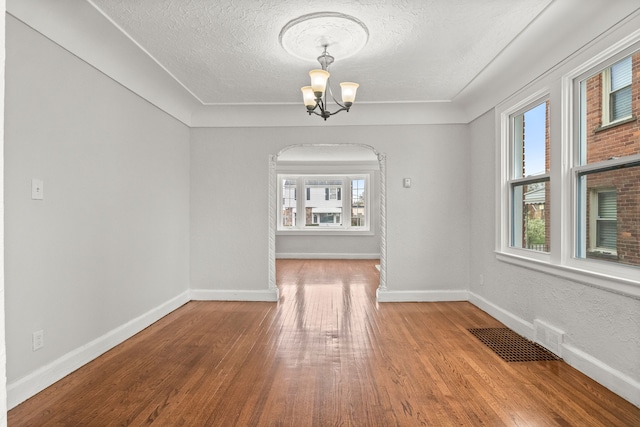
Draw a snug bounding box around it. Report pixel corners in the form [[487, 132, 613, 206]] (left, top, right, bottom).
[[326, 80, 347, 109], [326, 106, 349, 116]]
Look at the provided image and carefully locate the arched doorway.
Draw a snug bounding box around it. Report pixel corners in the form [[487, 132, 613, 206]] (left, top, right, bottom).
[[268, 144, 387, 299]]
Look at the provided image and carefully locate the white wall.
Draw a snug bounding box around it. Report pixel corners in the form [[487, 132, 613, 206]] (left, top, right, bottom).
[[276, 233, 380, 259], [4, 16, 190, 406], [468, 109, 640, 405], [0, 2, 7, 425], [190, 124, 470, 298]]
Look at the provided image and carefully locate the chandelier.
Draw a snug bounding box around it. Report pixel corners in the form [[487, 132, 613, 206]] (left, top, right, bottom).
[[300, 46, 359, 121]]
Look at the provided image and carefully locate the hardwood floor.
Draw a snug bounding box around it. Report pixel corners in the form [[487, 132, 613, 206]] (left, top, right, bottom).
[[8, 259, 640, 426]]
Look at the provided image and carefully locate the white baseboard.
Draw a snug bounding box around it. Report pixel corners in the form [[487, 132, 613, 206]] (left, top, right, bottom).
[[7, 290, 191, 409], [468, 291, 640, 407], [468, 291, 534, 339], [376, 289, 468, 302], [276, 253, 380, 259], [562, 343, 640, 407], [190, 288, 279, 302]]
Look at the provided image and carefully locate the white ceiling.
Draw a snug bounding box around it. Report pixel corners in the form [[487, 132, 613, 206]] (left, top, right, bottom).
[[7, 0, 640, 126], [87, 0, 553, 106]]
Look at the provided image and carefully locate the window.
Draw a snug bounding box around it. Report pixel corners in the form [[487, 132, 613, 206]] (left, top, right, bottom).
[[590, 189, 617, 254], [507, 100, 550, 253], [576, 51, 640, 269], [281, 179, 297, 227], [278, 174, 369, 231], [498, 38, 640, 295], [602, 56, 633, 125], [351, 178, 365, 227]]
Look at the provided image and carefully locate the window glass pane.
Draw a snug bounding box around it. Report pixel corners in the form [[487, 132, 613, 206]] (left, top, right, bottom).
[[511, 180, 550, 252], [577, 166, 640, 267], [304, 178, 343, 227], [351, 179, 366, 227], [610, 56, 632, 91], [281, 179, 297, 227], [580, 52, 638, 163], [611, 86, 632, 121], [513, 101, 549, 178]]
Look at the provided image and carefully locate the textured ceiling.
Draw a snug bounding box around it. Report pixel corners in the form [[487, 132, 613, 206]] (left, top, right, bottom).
[[88, 0, 553, 106]]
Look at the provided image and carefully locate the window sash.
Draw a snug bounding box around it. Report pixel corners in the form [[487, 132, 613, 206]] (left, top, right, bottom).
[[506, 97, 551, 254], [575, 157, 639, 264], [509, 177, 550, 253], [602, 56, 633, 124], [277, 174, 369, 231]]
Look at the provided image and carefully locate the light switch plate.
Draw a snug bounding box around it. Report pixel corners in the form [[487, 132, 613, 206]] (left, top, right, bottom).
[[32, 179, 44, 200], [403, 178, 411, 188]]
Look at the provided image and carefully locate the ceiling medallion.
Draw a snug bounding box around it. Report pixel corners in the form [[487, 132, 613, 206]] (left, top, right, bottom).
[[279, 12, 369, 120], [279, 12, 369, 61]]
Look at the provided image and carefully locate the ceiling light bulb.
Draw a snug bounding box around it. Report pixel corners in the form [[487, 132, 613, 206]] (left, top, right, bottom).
[[309, 69, 330, 96]]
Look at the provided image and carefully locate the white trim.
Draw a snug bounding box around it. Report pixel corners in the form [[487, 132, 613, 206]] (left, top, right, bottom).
[[189, 289, 279, 302], [6, 7, 197, 126], [468, 291, 640, 406], [6, 291, 191, 409], [562, 343, 640, 407], [468, 292, 535, 339], [276, 252, 379, 260], [86, 0, 205, 105], [376, 289, 468, 302], [0, 0, 6, 419], [496, 252, 640, 300], [276, 162, 379, 171]]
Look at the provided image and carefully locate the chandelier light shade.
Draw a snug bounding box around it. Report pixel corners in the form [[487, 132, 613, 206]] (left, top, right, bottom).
[[339, 82, 359, 105], [301, 46, 359, 120], [309, 69, 330, 96], [301, 86, 316, 108]]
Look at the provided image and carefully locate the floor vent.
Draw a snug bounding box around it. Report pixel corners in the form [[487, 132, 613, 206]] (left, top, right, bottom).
[[468, 328, 560, 362]]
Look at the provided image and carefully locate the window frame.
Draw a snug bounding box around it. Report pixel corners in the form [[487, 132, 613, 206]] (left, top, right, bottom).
[[496, 35, 640, 299], [498, 91, 551, 263], [589, 188, 617, 255], [569, 48, 640, 282], [277, 173, 372, 234], [601, 57, 633, 126]]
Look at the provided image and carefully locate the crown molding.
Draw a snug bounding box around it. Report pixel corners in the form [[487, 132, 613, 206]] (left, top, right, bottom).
[[7, 0, 199, 126]]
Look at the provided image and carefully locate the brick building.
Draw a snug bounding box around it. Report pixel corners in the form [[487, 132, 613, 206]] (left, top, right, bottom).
[[583, 52, 640, 266]]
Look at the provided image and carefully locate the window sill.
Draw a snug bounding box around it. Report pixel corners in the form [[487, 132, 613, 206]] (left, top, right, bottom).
[[277, 229, 374, 236], [594, 115, 636, 133], [587, 249, 618, 261], [495, 251, 640, 299]]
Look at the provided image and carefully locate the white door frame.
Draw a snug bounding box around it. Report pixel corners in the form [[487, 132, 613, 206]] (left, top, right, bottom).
[[268, 143, 387, 298]]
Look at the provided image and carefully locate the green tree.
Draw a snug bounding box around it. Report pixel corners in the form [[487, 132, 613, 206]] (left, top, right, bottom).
[[526, 218, 546, 245]]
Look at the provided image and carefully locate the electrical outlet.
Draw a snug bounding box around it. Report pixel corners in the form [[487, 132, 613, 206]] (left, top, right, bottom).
[[533, 319, 563, 357], [32, 330, 44, 351]]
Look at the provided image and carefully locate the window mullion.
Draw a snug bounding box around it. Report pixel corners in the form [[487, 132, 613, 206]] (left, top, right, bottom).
[[296, 177, 305, 229]]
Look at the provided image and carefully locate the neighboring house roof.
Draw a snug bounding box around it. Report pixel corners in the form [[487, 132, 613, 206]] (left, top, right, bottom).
[[524, 186, 545, 204]]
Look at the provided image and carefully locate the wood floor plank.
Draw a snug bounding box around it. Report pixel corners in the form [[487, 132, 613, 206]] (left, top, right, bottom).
[[8, 259, 640, 426]]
